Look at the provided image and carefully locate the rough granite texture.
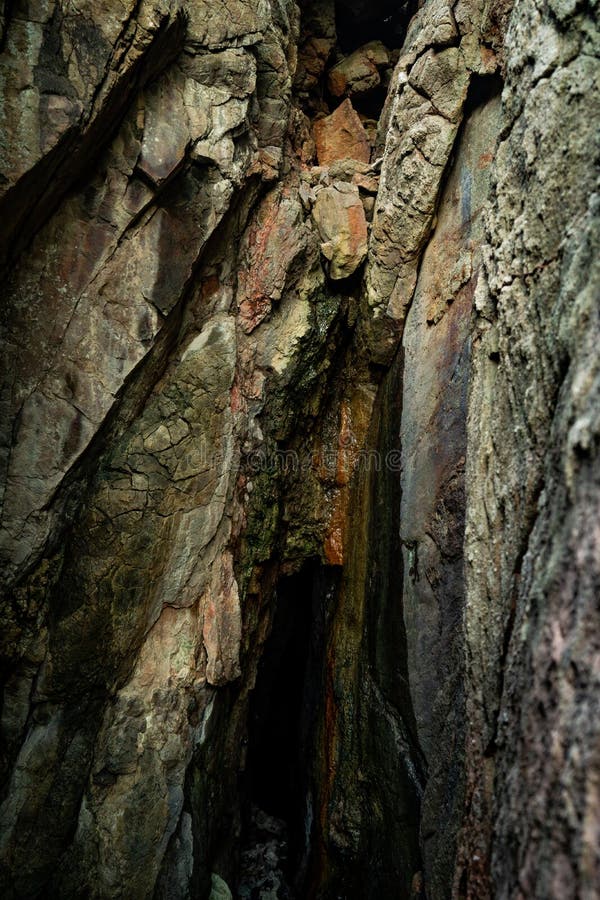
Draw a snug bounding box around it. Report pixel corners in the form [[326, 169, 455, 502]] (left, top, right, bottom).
[[0, 0, 598, 898]]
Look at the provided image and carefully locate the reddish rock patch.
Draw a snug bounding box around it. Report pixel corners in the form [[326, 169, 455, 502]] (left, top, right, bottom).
[[313, 99, 371, 166]]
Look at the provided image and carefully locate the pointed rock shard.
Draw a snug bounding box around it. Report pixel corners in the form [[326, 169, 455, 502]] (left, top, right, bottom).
[[313, 99, 372, 166]]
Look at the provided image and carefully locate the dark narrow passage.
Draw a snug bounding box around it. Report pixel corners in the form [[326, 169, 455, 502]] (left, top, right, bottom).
[[328, 0, 418, 127], [239, 562, 338, 899], [246, 568, 312, 828], [334, 0, 416, 52]]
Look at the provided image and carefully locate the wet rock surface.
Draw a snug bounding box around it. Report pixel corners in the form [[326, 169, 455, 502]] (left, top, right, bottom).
[[0, 0, 598, 898]]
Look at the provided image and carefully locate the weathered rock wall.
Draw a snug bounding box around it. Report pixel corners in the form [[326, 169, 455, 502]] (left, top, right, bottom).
[[0, 0, 598, 897], [458, 0, 600, 896], [0, 2, 308, 895]]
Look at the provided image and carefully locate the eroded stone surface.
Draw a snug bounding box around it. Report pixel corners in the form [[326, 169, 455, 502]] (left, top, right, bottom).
[[313, 98, 372, 165], [312, 181, 368, 279], [0, 0, 286, 589], [327, 40, 391, 98], [459, 1, 600, 896], [400, 88, 501, 899], [0, 1, 598, 899], [0, 2, 305, 896], [363, 0, 498, 363]]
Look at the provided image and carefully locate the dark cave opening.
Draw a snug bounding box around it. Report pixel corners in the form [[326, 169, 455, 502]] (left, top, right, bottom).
[[328, 0, 418, 133], [463, 71, 504, 114], [239, 562, 337, 898], [338, 81, 390, 122], [246, 568, 312, 829], [334, 0, 416, 53]]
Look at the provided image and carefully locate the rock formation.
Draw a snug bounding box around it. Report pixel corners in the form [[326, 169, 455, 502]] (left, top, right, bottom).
[[0, 0, 597, 898]]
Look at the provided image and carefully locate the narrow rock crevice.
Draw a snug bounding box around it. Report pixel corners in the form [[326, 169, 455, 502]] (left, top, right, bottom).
[[239, 562, 338, 898], [1, 1, 598, 898]]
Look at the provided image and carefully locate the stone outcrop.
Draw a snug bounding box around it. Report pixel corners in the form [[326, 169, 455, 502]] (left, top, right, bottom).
[[0, 0, 598, 898]]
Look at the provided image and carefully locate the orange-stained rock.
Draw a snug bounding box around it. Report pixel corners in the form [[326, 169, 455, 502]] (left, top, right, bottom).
[[322, 386, 376, 566], [313, 99, 371, 166], [237, 185, 308, 333], [324, 499, 345, 566]]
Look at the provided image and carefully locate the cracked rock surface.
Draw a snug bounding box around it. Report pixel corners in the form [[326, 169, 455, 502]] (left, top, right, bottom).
[[0, 0, 598, 898]]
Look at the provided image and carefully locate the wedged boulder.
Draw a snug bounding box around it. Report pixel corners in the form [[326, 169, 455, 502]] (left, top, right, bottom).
[[313, 99, 371, 165], [312, 181, 368, 279], [327, 41, 390, 98]]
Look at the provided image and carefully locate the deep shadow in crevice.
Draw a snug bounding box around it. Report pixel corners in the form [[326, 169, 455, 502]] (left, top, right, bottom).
[[463, 71, 504, 115], [240, 562, 339, 898], [334, 0, 416, 53], [348, 82, 391, 121], [246, 567, 312, 827]]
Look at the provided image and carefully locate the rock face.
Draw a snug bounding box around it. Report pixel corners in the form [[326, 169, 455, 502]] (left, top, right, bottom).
[[0, 0, 598, 899], [458, 1, 600, 896]]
